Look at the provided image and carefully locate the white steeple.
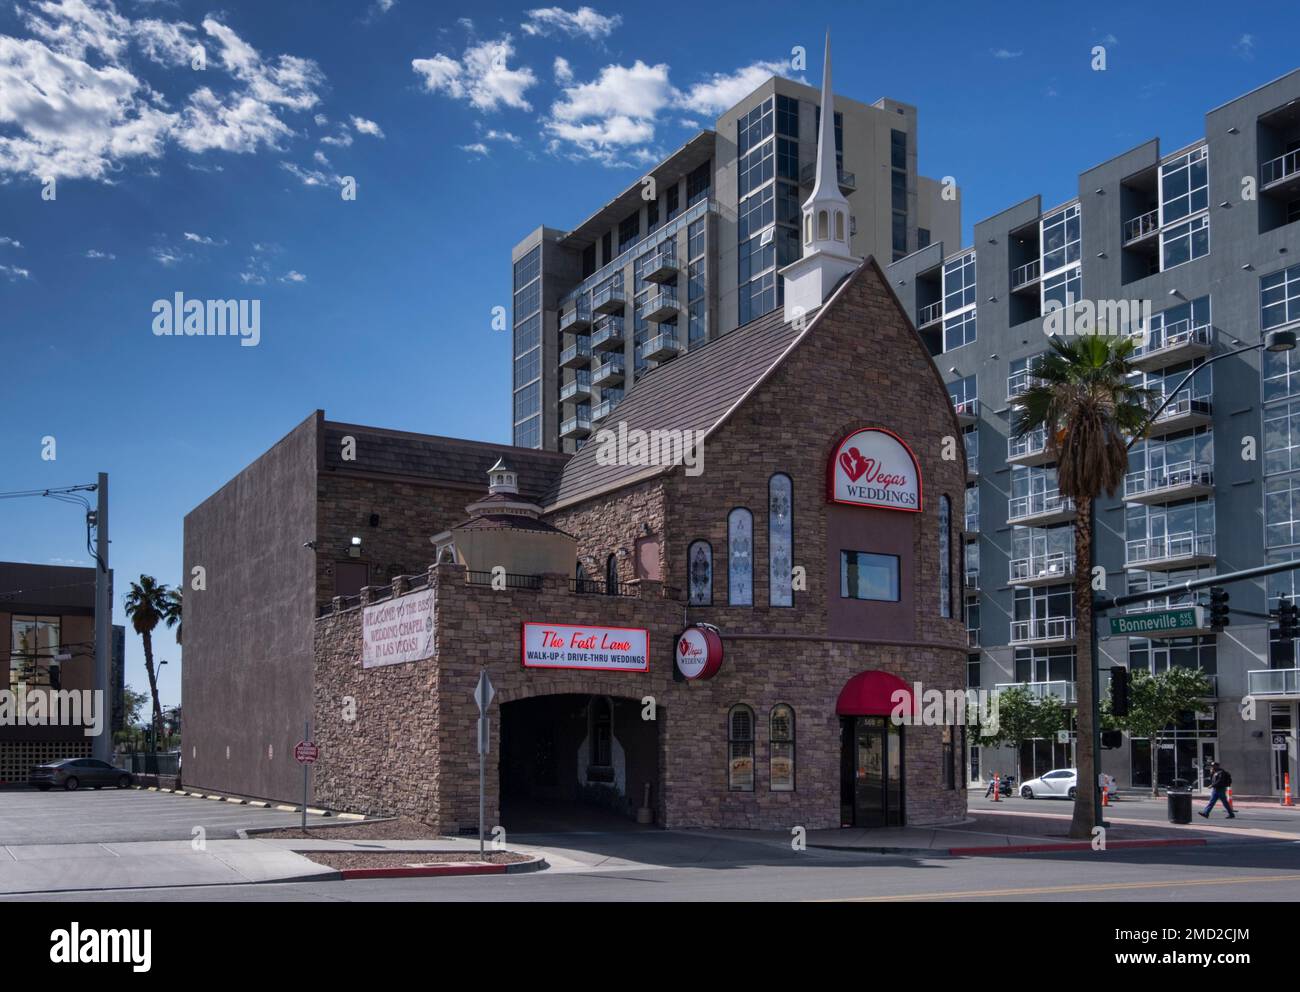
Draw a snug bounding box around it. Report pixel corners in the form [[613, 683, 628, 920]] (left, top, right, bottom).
[[780, 30, 861, 324]]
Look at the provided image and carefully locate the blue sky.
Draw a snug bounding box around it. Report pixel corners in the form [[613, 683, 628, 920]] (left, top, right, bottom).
[[0, 0, 1296, 709]]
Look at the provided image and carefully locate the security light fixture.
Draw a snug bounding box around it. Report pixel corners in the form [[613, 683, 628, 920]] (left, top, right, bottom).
[[349, 536, 362, 558], [1168, 288, 1185, 300], [1265, 329, 1297, 352], [303, 540, 318, 551]]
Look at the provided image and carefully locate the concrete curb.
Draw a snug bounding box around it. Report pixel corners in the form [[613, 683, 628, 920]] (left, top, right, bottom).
[[335, 855, 548, 880], [237, 816, 396, 840]]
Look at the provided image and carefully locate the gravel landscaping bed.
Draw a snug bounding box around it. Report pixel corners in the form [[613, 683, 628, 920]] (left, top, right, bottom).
[[303, 850, 531, 870], [256, 818, 442, 840]]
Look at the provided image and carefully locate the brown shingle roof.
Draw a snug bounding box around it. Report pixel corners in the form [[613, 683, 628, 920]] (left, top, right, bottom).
[[544, 305, 801, 509], [322, 421, 569, 501]]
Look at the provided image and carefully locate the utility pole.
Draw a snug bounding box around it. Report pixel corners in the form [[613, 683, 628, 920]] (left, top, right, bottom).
[[92, 472, 111, 763]]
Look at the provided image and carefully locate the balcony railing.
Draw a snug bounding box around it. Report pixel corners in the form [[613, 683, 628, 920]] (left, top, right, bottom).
[[560, 412, 592, 438], [1124, 460, 1214, 501], [1123, 208, 1160, 244], [799, 161, 856, 191], [1008, 489, 1075, 523], [1008, 428, 1049, 462], [953, 398, 979, 423], [592, 282, 626, 314], [559, 300, 592, 332], [640, 332, 682, 362], [637, 287, 680, 323], [1006, 367, 1043, 401], [995, 680, 1077, 704], [966, 449, 979, 476], [592, 353, 625, 386], [1247, 667, 1300, 697], [967, 628, 981, 649], [559, 339, 591, 368], [467, 571, 542, 590], [639, 240, 677, 282], [1149, 393, 1213, 430], [1125, 531, 1216, 567], [591, 317, 625, 351], [1011, 259, 1040, 290], [559, 370, 591, 402], [1009, 551, 1075, 584], [1262, 149, 1300, 188], [591, 394, 622, 422], [965, 567, 980, 589], [1132, 318, 1212, 361], [1009, 617, 1077, 645], [918, 300, 943, 327]]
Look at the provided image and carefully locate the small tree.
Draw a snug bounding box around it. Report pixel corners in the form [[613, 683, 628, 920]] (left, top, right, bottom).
[[1034, 694, 1072, 768], [1116, 667, 1213, 795], [976, 685, 1042, 783]]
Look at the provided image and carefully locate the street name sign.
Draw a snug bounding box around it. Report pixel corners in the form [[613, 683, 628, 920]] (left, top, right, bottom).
[[1108, 607, 1204, 637]]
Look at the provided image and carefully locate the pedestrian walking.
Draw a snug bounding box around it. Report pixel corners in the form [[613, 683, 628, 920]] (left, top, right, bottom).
[[1198, 762, 1236, 819]]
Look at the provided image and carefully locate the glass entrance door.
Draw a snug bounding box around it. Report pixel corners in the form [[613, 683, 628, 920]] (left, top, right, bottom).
[[841, 716, 904, 827]]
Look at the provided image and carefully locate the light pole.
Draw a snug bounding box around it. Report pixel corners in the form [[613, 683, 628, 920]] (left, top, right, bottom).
[[1089, 328, 1297, 827]]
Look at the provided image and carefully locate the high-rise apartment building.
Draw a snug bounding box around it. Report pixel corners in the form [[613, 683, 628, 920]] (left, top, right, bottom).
[[887, 68, 1300, 797], [511, 76, 960, 452]]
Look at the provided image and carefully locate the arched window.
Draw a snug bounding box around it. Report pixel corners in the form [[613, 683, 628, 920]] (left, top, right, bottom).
[[576, 559, 593, 594], [770, 704, 795, 791], [939, 495, 952, 618], [817, 210, 829, 240], [728, 508, 753, 606], [688, 540, 713, 606], [804, 213, 812, 246], [835, 211, 845, 242], [605, 554, 619, 595], [728, 704, 755, 792], [769, 474, 793, 607]]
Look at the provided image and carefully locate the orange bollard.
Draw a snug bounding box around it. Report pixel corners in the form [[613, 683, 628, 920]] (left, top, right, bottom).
[[1227, 786, 1233, 806], [1102, 785, 1109, 807], [1285, 773, 1294, 807], [993, 773, 1000, 802]]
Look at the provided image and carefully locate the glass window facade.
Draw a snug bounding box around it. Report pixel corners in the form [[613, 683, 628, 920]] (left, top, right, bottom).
[[1160, 146, 1209, 225], [512, 246, 543, 448]]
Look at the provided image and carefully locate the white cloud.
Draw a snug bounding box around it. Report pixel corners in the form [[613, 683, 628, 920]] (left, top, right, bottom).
[[0, 236, 20, 247], [0, 262, 31, 279], [183, 230, 224, 245], [280, 160, 341, 188], [319, 128, 353, 147], [1234, 34, 1255, 60], [313, 149, 330, 165], [350, 115, 384, 138], [84, 248, 115, 259], [412, 36, 538, 112], [239, 271, 266, 285], [151, 246, 181, 265], [133, 17, 196, 67], [482, 128, 520, 143], [460, 142, 489, 155], [553, 56, 572, 83], [313, 113, 329, 126], [279, 269, 306, 283], [674, 60, 791, 116], [990, 48, 1023, 59], [521, 7, 621, 40], [678, 118, 700, 130]]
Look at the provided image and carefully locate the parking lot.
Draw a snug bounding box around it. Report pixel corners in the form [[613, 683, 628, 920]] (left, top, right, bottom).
[[0, 788, 335, 845]]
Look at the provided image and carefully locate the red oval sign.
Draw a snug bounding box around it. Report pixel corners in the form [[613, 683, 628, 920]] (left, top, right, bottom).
[[676, 626, 723, 680]]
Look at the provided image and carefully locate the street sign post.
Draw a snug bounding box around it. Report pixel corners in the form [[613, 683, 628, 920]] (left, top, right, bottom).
[[294, 722, 316, 831], [474, 671, 495, 858], [1107, 606, 1204, 638]]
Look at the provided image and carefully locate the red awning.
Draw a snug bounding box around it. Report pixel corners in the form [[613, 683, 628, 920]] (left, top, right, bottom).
[[835, 670, 915, 717]]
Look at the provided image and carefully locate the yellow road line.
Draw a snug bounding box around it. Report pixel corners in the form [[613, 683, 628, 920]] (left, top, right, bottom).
[[820, 873, 1300, 902]]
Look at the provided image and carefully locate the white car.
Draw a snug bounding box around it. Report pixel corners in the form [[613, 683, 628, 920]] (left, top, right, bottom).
[[1019, 768, 1077, 800]]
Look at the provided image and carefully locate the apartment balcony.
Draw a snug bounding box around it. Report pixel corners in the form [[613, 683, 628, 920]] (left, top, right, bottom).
[[967, 628, 981, 649], [799, 161, 856, 192], [591, 317, 625, 352], [1247, 667, 1300, 701], [591, 353, 625, 387], [640, 241, 677, 283], [965, 567, 980, 592], [1006, 368, 1042, 403], [964, 513, 979, 535], [1262, 149, 1300, 199], [953, 398, 979, 426], [995, 680, 1077, 704], [638, 287, 680, 323], [559, 370, 591, 403], [592, 282, 626, 314], [560, 412, 592, 439], [1131, 319, 1213, 372], [640, 332, 682, 362], [1011, 259, 1041, 293], [1008, 490, 1076, 526], [1009, 617, 1077, 647], [591, 391, 623, 422], [1125, 531, 1216, 570], [559, 300, 592, 333], [1007, 428, 1053, 467], [966, 449, 979, 479], [1009, 552, 1076, 587], [1122, 208, 1160, 248], [1123, 461, 1214, 504], [1144, 394, 1213, 438], [918, 300, 943, 328], [559, 338, 591, 368]]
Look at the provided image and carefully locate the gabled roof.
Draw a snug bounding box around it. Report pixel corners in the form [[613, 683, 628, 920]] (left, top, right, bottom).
[[544, 304, 803, 510]]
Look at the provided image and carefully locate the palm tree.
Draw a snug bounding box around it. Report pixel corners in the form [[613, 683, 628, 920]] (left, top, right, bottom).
[[163, 587, 182, 646], [1011, 334, 1153, 838], [124, 576, 172, 743]]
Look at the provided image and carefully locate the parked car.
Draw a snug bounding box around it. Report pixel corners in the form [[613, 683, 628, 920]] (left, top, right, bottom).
[[1019, 768, 1078, 800], [29, 758, 134, 792]]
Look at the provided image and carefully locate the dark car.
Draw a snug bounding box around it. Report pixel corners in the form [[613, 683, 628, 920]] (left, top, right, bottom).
[[29, 758, 134, 792]]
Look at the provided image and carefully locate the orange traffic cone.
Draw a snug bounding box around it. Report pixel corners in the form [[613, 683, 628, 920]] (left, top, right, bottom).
[[1102, 785, 1110, 807], [993, 773, 1000, 802], [1284, 773, 1294, 807]]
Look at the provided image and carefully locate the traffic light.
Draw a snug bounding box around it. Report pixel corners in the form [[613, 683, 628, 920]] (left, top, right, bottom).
[[1208, 586, 1230, 631], [1279, 596, 1300, 640], [1110, 665, 1129, 717], [1101, 730, 1123, 749]]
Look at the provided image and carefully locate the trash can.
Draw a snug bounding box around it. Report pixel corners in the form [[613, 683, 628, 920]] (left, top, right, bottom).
[[1167, 786, 1193, 824]]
